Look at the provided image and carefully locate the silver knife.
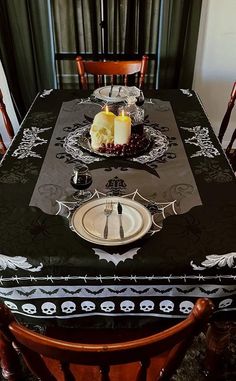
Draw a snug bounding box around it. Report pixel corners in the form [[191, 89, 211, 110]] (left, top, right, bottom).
[[117, 202, 124, 239], [109, 85, 113, 97], [117, 86, 122, 97]]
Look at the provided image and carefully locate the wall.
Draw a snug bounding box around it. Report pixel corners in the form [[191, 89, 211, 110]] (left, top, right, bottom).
[[193, 0, 236, 147]]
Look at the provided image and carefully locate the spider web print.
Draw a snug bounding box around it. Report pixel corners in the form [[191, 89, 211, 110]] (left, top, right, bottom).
[[56, 189, 177, 235]]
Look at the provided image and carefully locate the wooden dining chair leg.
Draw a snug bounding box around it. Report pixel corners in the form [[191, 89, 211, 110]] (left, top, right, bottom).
[[60, 361, 75, 381], [0, 133, 7, 155], [137, 358, 150, 381], [218, 82, 236, 143], [0, 90, 15, 140], [0, 331, 20, 381], [20, 346, 56, 381], [139, 55, 148, 88], [100, 364, 110, 381], [225, 128, 236, 171], [203, 320, 232, 379]]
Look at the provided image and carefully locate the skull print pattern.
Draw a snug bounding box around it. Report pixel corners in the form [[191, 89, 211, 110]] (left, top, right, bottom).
[[4, 297, 229, 318]]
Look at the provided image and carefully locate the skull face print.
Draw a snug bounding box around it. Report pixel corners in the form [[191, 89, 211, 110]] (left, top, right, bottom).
[[120, 300, 135, 312], [179, 301, 194, 314], [81, 301, 96, 312], [22, 303, 37, 315], [159, 300, 174, 313], [61, 301, 76, 314], [41, 302, 56, 315], [218, 299, 232, 309], [4, 301, 18, 310], [100, 301, 115, 312], [140, 300, 155, 312]]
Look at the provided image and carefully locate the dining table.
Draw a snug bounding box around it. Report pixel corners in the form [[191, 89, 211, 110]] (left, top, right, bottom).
[[0, 87, 236, 373]]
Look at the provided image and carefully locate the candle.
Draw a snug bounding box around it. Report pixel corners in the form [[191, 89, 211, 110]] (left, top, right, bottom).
[[114, 110, 131, 145], [102, 105, 114, 117]]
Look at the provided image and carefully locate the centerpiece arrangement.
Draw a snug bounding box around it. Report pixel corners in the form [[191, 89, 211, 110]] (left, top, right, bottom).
[[63, 92, 169, 163], [90, 104, 149, 157]]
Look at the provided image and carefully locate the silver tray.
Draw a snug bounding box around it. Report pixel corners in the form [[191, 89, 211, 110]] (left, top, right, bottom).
[[81, 126, 151, 158], [64, 124, 169, 162]]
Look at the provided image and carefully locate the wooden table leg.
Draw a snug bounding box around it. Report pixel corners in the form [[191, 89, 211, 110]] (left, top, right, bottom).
[[203, 321, 232, 379]]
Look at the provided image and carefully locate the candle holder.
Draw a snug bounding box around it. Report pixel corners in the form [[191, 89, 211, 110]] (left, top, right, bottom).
[[119, 96, 144, 135], [136, 90, 145, 106]]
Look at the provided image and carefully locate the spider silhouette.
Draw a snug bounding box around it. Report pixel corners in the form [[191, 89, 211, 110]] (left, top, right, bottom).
[[166, 213, 202, 243], [28, 217, 50, 239]]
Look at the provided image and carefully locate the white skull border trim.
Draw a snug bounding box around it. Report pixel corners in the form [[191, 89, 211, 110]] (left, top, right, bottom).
[[5, 298, 234, 317]]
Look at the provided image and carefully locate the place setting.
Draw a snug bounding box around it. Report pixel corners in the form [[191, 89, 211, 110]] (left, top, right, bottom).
[[70, 196, 152, 246], [92, 85, 141, 103], [66, 88, 168, 245]]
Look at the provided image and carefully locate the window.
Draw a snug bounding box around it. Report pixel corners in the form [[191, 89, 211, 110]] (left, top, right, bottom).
[[52, 0, 160, 88]]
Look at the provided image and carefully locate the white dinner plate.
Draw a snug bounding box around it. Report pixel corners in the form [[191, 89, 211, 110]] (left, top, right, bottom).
[[93, 86, 140, 103], [71, 197, 152, 246]]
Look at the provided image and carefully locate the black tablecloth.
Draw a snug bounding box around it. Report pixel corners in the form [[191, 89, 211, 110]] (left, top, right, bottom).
[[0, 89, 235, 328]]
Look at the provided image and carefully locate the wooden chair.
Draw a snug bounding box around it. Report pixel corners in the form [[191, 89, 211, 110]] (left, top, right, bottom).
[[76, 55, 148, 90], [0, 133, 7, 156], [218, 81, 236, 172], [0, 89, 15, 156], [0, 298, 214, 381]]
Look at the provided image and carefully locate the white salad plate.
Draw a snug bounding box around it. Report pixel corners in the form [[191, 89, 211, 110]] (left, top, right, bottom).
[[71, 197, 152, 246]]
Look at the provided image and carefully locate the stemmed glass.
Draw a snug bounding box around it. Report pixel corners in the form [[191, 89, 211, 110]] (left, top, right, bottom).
[[70, 164, 93, 201], [136, 90, 145, 106]]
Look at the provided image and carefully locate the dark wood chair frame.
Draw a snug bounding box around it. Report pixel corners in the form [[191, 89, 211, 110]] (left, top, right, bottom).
[[218, 81, 236, 172], [0, 298, 214, 381], [0, 89, 15, 155]]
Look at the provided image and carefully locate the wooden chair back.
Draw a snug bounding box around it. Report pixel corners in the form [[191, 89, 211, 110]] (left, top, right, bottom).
[[218, 82, 236, 172], [0, 89, 15, 155], [76, 55, 148, 90], [0, 298, 214, 381]]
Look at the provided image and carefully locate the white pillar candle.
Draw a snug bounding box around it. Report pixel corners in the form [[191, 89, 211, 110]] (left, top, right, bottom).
[[114, 111, 131, 145]]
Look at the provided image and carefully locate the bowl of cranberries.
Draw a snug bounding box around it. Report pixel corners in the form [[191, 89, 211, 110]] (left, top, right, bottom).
[[96, 133, 150, 157]]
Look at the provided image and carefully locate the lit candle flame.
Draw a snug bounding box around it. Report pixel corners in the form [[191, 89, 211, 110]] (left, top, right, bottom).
[[121, 109, 125, 117], [105, 105, 109, 113]]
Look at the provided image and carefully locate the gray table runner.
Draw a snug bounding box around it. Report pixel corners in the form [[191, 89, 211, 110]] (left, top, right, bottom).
[[30, 98, 202, 216]]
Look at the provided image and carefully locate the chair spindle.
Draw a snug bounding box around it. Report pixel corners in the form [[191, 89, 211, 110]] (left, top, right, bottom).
[[0, 133, 7, 155], [0, 89, 15, 140]]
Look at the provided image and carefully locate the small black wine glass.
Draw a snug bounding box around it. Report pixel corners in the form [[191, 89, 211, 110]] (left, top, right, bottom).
[[70, 164, 93, 201], [136, 90, 145, 106]]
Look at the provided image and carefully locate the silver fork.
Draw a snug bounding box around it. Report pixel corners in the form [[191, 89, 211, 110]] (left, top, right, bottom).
[[103, 201, 113, 239]]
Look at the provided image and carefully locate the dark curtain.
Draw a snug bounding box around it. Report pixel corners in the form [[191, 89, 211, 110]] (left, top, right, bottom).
[[0, 0, 56, 119], [0, 0, 202, 116], [158, 0, 202, 88], [53, 0, 202, 90]]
